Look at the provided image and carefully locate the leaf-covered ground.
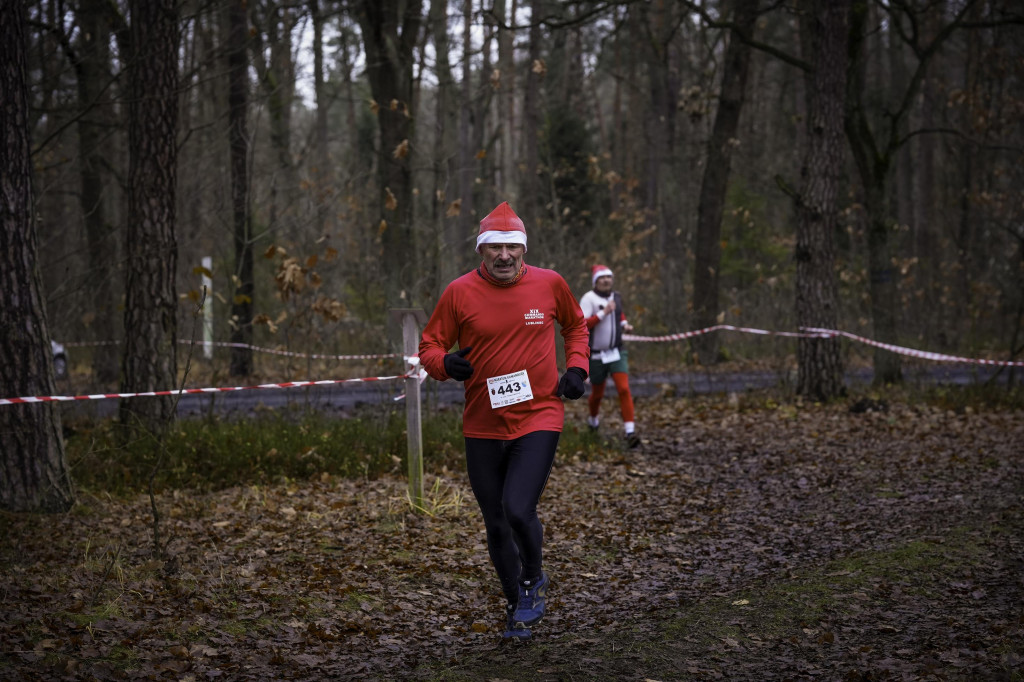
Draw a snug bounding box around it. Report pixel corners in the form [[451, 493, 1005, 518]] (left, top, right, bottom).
[[2, 396, 1022, 680]]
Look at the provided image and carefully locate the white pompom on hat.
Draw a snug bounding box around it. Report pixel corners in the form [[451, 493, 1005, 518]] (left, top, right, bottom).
[[476, 201, 527, 252], [591, 264, 613, 286]]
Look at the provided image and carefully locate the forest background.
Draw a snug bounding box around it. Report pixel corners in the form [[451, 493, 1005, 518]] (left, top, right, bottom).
[[1, 0, 1023, 513], [18, 0, 1024, 382]]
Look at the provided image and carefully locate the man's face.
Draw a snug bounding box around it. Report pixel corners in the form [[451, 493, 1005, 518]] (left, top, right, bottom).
[[481, 243, 525, 282], [594, 275, 613, 295]]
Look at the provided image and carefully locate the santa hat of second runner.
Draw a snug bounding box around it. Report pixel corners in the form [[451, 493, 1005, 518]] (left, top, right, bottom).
[[476, 201, 527, 252], [591, 264, 613, 286]]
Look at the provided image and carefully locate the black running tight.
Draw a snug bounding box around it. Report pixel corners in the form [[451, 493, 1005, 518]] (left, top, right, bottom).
[[464, 430, 559, 605]]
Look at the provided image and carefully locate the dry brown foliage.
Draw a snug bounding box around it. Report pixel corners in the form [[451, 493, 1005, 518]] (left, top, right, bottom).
[[1, 397, 1021, 680]]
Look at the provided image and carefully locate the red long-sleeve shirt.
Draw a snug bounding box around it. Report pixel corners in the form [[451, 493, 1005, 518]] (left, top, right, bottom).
[[419, 264, 590, 439]]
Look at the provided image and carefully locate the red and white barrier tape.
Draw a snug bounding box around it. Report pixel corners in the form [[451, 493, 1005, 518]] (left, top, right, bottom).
[[800, 327, 1024, 367], [623, 324, 829, 343], [393, 357, 429, 401], [0, 374, 409, 406], [62, 339, 399, 362], [181, 341, 400, 361], [11, 325, 1018, 406], [625, 324, 1023, 367], [63, 340, 120, 347]]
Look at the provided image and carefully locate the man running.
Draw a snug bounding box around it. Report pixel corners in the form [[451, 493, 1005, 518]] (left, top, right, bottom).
[[419, 201, 590, 640]]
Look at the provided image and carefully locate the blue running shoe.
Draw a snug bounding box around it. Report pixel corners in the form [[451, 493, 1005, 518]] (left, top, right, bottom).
[[502, 603, 531, 640], [513, 572, 549, 627]]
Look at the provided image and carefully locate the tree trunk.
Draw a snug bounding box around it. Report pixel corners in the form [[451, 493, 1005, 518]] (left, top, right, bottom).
[[249, 1, 299, 242], [457, 0, 476, 269], [795, 0, 848, 400], [0, 0, 74, 513], [912, 8, 941, 344], [310, 0, 335, 237], [495, 0, 517, 201], [476, 22, 495, 208], [845, 1, 901, 384], [954, 7, 982, 351], [637, 1, 684, 328], [226, 0, 253, 377], [337, 23, 360, 256], [120, 0, 180, 433], [863, 183, 902, 383], [609, 6, 624, 216], [76, 0, 120, 384], [429, 0, 459, 294], [356, 0, 424, 304], [519, 0, 543, 230], [692, 0, 759, 363]]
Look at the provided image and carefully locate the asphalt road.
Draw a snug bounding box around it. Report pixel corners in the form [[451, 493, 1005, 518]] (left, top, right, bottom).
[[56, 364, 1010, 420]]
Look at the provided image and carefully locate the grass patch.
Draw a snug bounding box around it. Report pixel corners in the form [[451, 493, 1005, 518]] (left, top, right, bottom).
[[64, 599, 128, 630], [63, 383, 1015, 501], [340, 590, 378, 613], [918, 381, 1024, 411], [424, 529, 1004, 681], [218, 620, 250, 637], [64, 406, 466, 496], [847, 380, 1024, 412], [661, 532, 981, 644], [63, 402, 624, 499], [557, 422, 626, 463]]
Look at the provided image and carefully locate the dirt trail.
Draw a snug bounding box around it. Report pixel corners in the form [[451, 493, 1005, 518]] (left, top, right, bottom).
[[1, 398, 1022, 680]]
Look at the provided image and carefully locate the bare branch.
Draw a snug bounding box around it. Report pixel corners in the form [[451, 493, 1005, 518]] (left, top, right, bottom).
[[897, 126, 1024, 155], [682, 0, 813, 73]]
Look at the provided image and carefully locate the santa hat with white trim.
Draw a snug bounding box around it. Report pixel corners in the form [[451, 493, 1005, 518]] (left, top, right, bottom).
[[476, 201, 527, 252], [591, 264, 613, 286]]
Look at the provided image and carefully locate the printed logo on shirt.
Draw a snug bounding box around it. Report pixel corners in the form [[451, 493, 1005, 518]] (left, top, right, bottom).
[[524, 308, 544, 326]]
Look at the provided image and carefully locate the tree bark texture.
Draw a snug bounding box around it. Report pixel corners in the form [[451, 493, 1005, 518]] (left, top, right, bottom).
[[76, 0, 120, 383], [0, 0, 74, 513], [120, 0, 180, 432], [795, 0, 848, 400], [429, 0, 460, 295], [636, 1, 685, 327], [457, 0, 476, 271], [250, 1, 299, 241], [520, 0, 544, 226], [692, 0, 759, 363], [495, 0, 517, 202], [845, 1, 901, 384], [357, 0, 423, 304], [226, 0, 254, 377], [310, 0, 336, 237]]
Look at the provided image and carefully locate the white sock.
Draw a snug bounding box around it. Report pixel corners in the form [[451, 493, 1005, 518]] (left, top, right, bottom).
[[587, 415, 600, 428], [624, 421, 635, 435]]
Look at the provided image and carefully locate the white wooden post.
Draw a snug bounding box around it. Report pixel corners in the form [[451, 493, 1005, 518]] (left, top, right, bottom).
[[390, 308, 428, 510], [201, 256, 213, 359]]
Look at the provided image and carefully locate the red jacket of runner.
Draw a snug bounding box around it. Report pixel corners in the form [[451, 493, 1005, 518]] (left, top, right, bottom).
[[419, 264, 590, 439]]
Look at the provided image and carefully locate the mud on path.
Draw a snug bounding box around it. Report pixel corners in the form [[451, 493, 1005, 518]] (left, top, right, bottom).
[[1, 397, 1022, 680]]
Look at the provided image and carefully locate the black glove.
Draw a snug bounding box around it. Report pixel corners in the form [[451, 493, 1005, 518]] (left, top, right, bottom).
[[443, 346, 474, 381], [556, 367, 587, 399]]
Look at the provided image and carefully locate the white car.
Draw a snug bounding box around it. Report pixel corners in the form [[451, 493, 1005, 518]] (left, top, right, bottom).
[[51, 340, 68, 379]]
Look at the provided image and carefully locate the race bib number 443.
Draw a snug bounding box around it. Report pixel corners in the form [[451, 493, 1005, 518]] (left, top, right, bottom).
[[486, 369, 534, 409]]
